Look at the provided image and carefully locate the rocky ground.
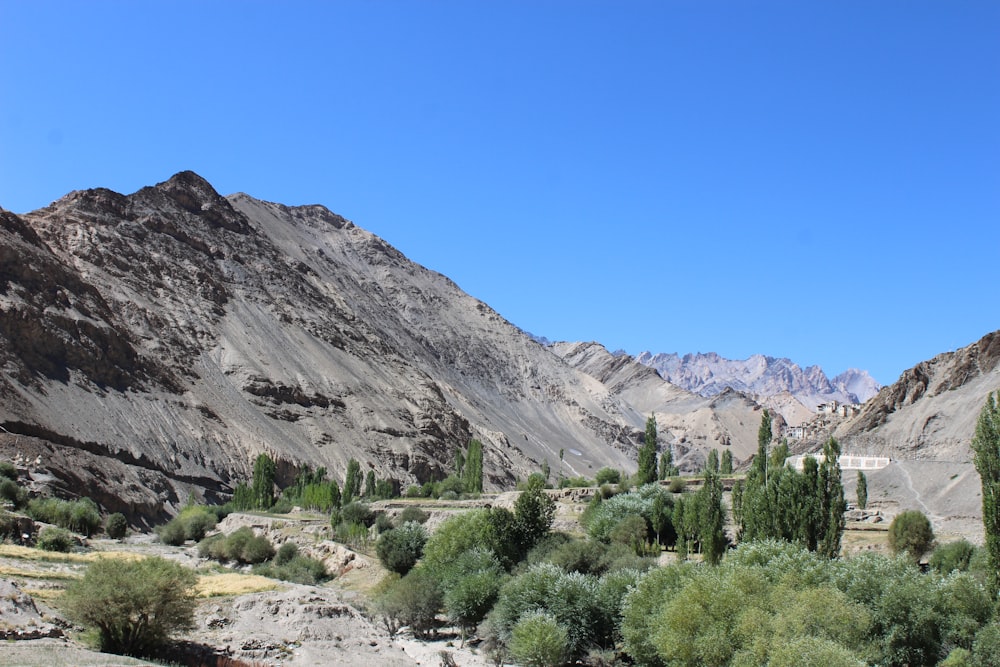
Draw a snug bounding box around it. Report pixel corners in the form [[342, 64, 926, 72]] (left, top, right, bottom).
[[0, 507, 499, 667]]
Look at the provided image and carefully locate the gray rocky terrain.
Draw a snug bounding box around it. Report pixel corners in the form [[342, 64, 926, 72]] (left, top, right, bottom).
[[1, 172, 645, 521]]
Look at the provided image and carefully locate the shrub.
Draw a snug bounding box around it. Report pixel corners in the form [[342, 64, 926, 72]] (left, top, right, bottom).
[[27, 496, 101, 536], [274, 541, 298, 565], [104, 513, 128, 540], [595, 468, 621, 485], [374, 567, 443, 639], [376, 522, 427, 575], [239, 533, 275, 564], [441, 547, 506, 636], [668, 478, 686, 493], [929, 539, 977, 574], [198, 527, 273, 564], [157, 506, 218, 545], [61, 556, 196, 656], [340, 501, 374, 527], [374, 512, 393, 534], [509, 611, 568, 667], [0, 461, 17, 480], [37, 526, 74, 552], [888, 510, 935, 561], [255, 552, 329, 585], [558, 476, 592, 488], [158, 518, 188, 546], [405, 485, 423, 498], [395, 506, 429, 525], [0, 477, 27, 508]]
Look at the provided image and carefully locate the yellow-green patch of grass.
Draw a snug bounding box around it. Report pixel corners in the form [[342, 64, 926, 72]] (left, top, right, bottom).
[[0, 565, 79, 581], [195, 573, 279, 598], [0, 545, 145, 564], [23, 587, 64, 601]]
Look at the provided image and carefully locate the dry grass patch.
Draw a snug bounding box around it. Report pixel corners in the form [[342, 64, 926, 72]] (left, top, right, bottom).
[[0, 564, 79, 581], [0, 545, 145, 564], [195, 572, 279, 597]]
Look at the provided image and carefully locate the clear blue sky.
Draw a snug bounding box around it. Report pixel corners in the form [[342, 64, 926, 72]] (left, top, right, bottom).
[[2, 2, 998, 386]]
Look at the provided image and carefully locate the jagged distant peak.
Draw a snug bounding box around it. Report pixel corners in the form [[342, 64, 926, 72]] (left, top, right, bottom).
[[635, 349, 881, 410]]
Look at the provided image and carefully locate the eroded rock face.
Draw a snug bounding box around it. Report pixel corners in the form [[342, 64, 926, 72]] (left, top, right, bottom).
[[0, 172, 641, 519]]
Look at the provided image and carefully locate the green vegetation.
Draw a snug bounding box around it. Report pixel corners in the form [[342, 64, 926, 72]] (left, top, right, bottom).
[[972, 390, 1000, 597], [104, 512, 128, 540], [888, 509, 935, 562], [198, 526, 274, 564], [27, 496, 102, 537], [858, 470, 869, 510], [375, 521, 427, 575], [61, 556, 197, 656], [739, 411, 846, 558], [637, 415, 659, 485], [36, 525, 74, 552], [157, 505, 218, 546]]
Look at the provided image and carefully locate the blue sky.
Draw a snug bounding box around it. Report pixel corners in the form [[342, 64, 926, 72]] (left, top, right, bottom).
[[2, 1, 997, 386]]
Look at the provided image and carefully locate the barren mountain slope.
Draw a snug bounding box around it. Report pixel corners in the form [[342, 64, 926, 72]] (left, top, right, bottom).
[[0, 172, 639, 520], [552, 342, 764, 470], [835, 329, 1000, 461]]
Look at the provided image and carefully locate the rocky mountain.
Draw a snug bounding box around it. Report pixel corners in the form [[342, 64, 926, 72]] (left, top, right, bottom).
[[635, 351, 880, 417], [0, 172, 646, 523], [834, 330, 1000, 461], [551, 342, 765, 471]]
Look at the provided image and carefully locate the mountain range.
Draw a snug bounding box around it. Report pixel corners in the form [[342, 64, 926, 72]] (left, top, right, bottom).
[[635, 351, 881, 416], [0, 172, 995, 533]]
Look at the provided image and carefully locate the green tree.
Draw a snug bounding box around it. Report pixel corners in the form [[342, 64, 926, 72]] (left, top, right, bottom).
[[364, 469, 377, 498], [705, 449, 720, 474], [888, 510, 935, 562], [61, 556, 196, 656], [971, 391, 1000, 598], [251, 453, 276, 510], [464, 439, 484, 493], [376, 522, 427, 575], [509, 611, 568, 667], [105, 513, 128, 540], [512, 475, 556, 558], [454, 447, 466, 478], [817, 437, 847, 559], [637, 415, 658, 485], [343, 458, 361, 505], [698, 464, 727, 565], [857, 470, 868, 510], [720, 449, 733, 475]]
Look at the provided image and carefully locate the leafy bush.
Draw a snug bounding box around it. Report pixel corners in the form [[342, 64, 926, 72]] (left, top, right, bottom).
[[27, 497, 101, 536], [668, 478, 685, 493], [376, 522, 427, 575], [374, 512, 393, 534], [594, 468, 621, 485], [0, 477, 27, 508], [156, 505, 218, 545], [61, 556, 196, 656], [37, 526, 74, 552], [888, 510, 935, 561], [509, 611, 568, 667], [198, 527, 274, 564], [441, 547, 507, 636], [395, 506, 429, 525], [274, 541, 299, 565], [104, 513, 128, 540], [340, 501, 375, 527], [558, 476, 592, 488], [929, 539, 977, 574], [374, 567, 443, 639], [255, 552, 329, 585], [0, 461, 17, 480]]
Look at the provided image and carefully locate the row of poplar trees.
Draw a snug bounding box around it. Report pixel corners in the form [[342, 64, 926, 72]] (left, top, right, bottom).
[[733, 409, 847, 558]]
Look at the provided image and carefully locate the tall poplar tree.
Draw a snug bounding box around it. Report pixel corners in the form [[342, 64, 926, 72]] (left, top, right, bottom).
[[638, 415, 658, 485], [464, 439, 484, 493], [816, 437, 846, 559], [972, 391, 1000, 598], [251, 453, 276, 510], [343, 458, 361, 504], [857, 470, 868, 510]]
